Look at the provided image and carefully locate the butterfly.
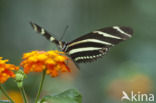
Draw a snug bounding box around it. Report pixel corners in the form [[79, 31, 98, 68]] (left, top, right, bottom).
[[30, 22, 133, 65]]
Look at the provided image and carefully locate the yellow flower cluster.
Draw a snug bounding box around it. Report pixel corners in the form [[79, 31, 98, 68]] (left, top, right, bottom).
[[0, 57, 19, 83], [21, 50, 70, 77]]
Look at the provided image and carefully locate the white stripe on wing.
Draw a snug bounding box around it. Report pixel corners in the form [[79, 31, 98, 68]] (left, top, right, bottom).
[[113, 26, 132, 37], [68, 39, 112, 48], [68, 47, 101, 55], [93, 31, 121, 39]]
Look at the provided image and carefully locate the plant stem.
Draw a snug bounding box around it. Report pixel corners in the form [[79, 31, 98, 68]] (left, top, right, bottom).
[[0, 85, 14, 103], [19, 87, 28, 103], [35, 70, 46, 103]]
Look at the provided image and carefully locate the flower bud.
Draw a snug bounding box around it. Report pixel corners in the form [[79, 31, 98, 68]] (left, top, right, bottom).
[[15, 69, 26, 88]]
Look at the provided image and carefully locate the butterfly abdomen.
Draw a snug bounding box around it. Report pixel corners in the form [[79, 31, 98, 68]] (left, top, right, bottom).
[[30, 22, 59, 45]]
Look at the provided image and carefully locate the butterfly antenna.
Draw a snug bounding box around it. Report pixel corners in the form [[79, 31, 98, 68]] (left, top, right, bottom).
[[59, 25, 69, 41]]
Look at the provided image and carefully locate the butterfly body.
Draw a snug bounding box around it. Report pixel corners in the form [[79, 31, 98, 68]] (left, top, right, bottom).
[[30, 22, 133, 63]]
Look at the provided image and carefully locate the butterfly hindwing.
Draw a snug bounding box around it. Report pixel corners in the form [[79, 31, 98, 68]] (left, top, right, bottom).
[[65, 26, 133, 63]]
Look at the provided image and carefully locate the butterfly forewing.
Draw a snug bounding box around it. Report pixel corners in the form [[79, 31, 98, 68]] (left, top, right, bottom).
[[65, 26, 133, 63]]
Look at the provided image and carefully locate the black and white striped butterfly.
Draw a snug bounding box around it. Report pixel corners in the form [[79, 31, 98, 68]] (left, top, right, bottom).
[[30, 22, 133, 64]]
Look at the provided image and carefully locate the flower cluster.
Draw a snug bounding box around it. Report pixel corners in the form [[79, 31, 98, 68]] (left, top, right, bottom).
[[0, 57, 19, 83], [21, 50, 70, 77]]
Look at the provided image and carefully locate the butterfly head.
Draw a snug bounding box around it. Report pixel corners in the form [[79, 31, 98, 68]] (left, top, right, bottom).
[[58, 41, 67, 51]]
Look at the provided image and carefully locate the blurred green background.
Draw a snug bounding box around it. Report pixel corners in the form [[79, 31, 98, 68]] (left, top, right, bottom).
[[0, 0, 156, 103]]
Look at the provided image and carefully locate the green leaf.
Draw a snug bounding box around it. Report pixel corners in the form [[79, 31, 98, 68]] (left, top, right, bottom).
[[41, 89, 82, 103], [0, 100, 11, 103]]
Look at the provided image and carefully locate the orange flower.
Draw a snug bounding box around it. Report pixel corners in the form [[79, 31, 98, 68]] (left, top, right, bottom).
[[20, 50, 70, 77], [0, 57, 19, 84]]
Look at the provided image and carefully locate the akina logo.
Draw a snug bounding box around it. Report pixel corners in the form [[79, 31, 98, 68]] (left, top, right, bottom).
[[121, 91, 154, 102]]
